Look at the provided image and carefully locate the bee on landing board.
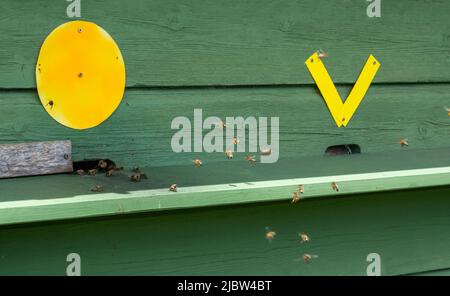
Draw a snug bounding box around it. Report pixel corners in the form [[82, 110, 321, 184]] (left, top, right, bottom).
[[90, 185, 103, 192], [75, 169, 86, 176], [129, 167, 147, 182], [130, 172, 147, 182], [169, 184, 177, 192], [88, 169, 98, 176], [232, 137, 239, 145], [105, 163, 123, 177]]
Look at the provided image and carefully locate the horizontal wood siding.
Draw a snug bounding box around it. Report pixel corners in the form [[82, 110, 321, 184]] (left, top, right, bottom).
[[1, 0, 450, 88], [0, 84, 448, 167]]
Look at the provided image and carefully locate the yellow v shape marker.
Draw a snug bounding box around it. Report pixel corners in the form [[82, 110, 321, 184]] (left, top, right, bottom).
[[305, 53, 380, 127]]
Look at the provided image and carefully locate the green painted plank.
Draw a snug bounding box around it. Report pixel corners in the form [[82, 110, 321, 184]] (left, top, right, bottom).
[[1, 160, 450, 225], [2, 148, 450, 204], [0, 84, 449, 168], [1, 0, 450, 88], [1, 186, 450, 275]]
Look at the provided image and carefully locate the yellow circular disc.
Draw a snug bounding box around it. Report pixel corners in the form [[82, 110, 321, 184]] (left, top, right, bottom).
[[36, 21, 126, 130]]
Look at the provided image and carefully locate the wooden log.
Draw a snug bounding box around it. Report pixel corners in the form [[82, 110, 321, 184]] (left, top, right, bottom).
[[0, 140, 73, 178]]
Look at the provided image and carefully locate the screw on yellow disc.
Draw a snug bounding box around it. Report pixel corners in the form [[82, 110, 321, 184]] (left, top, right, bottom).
[[36, 21, 126, 130]]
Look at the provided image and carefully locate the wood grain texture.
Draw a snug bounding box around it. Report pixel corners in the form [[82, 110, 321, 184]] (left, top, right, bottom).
[[1, 186, 450, 275], [1, 0, 450, 88], [0, 84, 448, 168], [0, 140, 72, 178]]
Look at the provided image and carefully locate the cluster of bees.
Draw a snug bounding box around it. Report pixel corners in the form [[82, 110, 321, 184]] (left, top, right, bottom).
[[265, 181, 342, 264], [192, 128, 272, 168], [265, 227, 318, 263], [74, 160, 150, 192], [76, 160, 123, 178], [262, 133, 416, 263]]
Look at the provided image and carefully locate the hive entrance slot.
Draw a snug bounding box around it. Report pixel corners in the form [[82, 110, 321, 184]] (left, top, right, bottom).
[[325, 144, 361, 156], [73, 159, 116, 172]]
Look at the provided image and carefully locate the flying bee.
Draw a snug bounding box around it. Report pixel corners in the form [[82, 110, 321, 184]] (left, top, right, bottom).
[[260, 148, 272, 156], [445, 107, 450, 116], [331, 181, 339, 192], [265, 227, 276, 242], [316, 49, 328, 59], [169, 184, 177, 192], [220, 120, 227, 129], [98, 160, 108, 169], [88, 169, 98, 176], [291, 191, 301, 203], [302, 253, 319, 263], [90, 185, 103, 192], [298, 185, 304, 194], [399, 138, 409, 147], [75, 169, 86, 176], [46, 100, 54, 110], [225, 149, 234, 160], [245, 155, 257, 165], [193, 159, 203, 167], [299, 232, 310, 243], [232, 137, 239, 145]]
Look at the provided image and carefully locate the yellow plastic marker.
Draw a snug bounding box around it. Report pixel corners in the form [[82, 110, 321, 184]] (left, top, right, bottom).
[[305, 53, 380, 127], [36, 21, 126, 130]]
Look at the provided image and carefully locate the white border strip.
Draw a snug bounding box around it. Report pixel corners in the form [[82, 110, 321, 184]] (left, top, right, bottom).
[[2, 166, 450, 209]]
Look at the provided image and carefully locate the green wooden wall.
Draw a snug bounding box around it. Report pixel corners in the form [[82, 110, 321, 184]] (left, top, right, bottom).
[[0, 0, 449, 167], [1, 85, 449, 168], [0, 0, 449, 275], [2, 187, 450, 276], [2, 0, 450, 88]]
